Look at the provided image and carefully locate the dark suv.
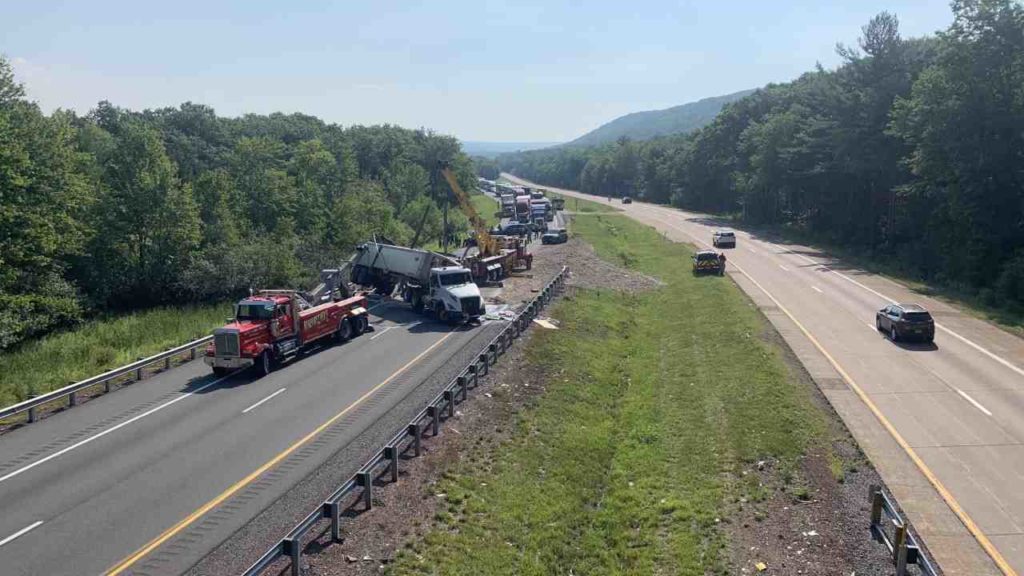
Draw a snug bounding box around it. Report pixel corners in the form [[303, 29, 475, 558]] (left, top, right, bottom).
[[500, 223, 529, 237], [876, 304, 935, 343]]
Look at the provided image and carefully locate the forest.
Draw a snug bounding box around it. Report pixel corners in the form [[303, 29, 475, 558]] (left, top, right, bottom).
[[0, 58, 476, 350], [499, 0, 1024, 311]]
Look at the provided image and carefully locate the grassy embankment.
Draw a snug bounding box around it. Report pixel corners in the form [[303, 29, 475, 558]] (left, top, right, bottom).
[[470, 192, 500, 228], [389, 210, 830, 575], [0, 304, 229, 408]]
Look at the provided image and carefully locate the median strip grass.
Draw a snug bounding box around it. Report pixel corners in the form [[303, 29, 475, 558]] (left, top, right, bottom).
[[0, 303, 229, 408], [389, 213, 826, 575]]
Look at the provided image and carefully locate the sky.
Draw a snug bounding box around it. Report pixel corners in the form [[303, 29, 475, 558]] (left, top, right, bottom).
[[3, 0, 954, 142]]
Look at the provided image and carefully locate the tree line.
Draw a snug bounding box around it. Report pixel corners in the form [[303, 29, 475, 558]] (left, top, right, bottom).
[[500, 0, 1024, 311], [0, 58, 476, 349]]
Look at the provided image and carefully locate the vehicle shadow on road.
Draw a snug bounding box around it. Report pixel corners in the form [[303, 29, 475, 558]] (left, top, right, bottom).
[[893, 340, 939, 352]]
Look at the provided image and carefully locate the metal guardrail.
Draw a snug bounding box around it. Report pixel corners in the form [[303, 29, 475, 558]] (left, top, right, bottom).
[[0, 336, 214, 424], [241, 266, 569, 576], [869, 484, 938, 576]]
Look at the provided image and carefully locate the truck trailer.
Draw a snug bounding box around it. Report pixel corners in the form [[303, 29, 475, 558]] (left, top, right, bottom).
[[350, 242, 485, 323]]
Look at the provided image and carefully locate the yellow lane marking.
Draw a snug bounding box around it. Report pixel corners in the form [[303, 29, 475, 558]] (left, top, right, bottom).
[[637, 206, 1018, 576], [105, 331, 455, 575]]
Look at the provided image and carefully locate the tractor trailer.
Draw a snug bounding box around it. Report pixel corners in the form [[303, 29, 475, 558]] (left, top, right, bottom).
[[350, 242, 485, 322]]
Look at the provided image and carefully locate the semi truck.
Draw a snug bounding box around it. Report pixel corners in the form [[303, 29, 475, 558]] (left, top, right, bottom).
[[531, 197, 553, 222], [350, 242, 485, 323], [515, 195, 532, 223], [499, 193, 516, 218], [204, 279, 369, 377]]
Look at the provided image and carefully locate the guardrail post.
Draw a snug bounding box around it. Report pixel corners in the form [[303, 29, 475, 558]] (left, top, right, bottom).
[[135, 367, 144, 381], [461, 373, 471, 398], [893, 520, 909, 576], [283, 536, 301, 576], [69, 391, 77, 407], [104, 379, 112, 393], [443, 390, 455, 418], [358, 471, 372, 510], [190, 347, 198, 361], [385, 445, 399, 483], [329, 501, 342, 543], [164, 356, 172, 370], [27, 406, 37, 423], [408, 423, 421, 456], [869, 484, 883, 529], [427, 406, 440, 437]]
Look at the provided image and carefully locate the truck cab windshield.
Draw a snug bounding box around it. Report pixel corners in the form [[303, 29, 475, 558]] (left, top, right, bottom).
[[439, 272, 472, 286], [236, 301, 275, 321]]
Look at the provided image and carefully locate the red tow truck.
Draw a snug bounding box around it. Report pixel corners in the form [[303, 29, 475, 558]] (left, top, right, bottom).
[[204, 288, 369, 377]]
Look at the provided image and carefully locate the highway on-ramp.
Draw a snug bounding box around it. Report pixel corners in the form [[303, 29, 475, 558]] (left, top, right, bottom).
[[506, 174, 1024, 576], [0, 301, 497, 576]]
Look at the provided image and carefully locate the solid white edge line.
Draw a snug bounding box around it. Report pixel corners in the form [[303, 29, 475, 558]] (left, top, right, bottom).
[[779, 264, 790, 272], [369, 326, 394, 340], [241, 388, 287, 414], [0, 521, 43, 547], [812, 286, 824, 294], [867, 322, 877, 331], [0, 374, 233, 485], [955, 388, 993, 417]]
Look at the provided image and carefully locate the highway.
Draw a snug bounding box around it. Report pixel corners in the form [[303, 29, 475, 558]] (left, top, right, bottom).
[[0, 300, 501, 576], [506, 174, 1024, 576]]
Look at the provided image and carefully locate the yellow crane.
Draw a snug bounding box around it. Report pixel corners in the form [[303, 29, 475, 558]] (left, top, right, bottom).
[[439, 162, 497, 257]]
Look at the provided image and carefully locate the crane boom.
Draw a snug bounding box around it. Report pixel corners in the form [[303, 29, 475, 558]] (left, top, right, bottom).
[[439, 163, 496, 256]]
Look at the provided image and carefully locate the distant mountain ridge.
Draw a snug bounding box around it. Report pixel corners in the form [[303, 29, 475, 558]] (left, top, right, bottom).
[[566, 89, 756, 147], [461, 141, 561, 158]]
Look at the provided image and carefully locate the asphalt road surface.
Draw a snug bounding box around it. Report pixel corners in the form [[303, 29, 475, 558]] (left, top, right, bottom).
[[505, 174, 1024, 576], [0, 300, 493, 576]]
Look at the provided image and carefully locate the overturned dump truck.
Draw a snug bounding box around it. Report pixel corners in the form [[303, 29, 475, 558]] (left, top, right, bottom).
[[351, 242, 485, 323]]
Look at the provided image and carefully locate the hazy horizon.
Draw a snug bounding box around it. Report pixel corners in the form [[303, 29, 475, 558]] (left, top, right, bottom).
[[4, 1, 953, 141]]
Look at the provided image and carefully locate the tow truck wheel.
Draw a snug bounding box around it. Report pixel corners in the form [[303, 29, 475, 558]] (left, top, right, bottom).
[[337, 318, 354, 342], [256, 350, 272, 377], [412, 294, 424, 313], [350, 315, 367, 336]]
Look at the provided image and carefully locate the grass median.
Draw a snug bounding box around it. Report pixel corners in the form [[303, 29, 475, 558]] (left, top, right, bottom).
[[0, 303, 229, 408], [388, 213, 827, 575]]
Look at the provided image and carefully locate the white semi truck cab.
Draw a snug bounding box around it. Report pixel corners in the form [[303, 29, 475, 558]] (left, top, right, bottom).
[[415, 266, 484, 322]]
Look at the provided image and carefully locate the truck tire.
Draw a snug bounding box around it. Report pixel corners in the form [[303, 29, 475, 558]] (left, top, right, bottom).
[[336, 317, 354, 342], [213, 367, 230, 377], [412, 294, 424, 314], [890, 326, 899, 342], [255, 350, 272, 377], [350, 315, 367, 336]]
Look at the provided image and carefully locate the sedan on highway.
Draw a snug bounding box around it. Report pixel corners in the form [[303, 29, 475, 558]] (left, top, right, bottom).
[[876, 304, 935, 343]]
